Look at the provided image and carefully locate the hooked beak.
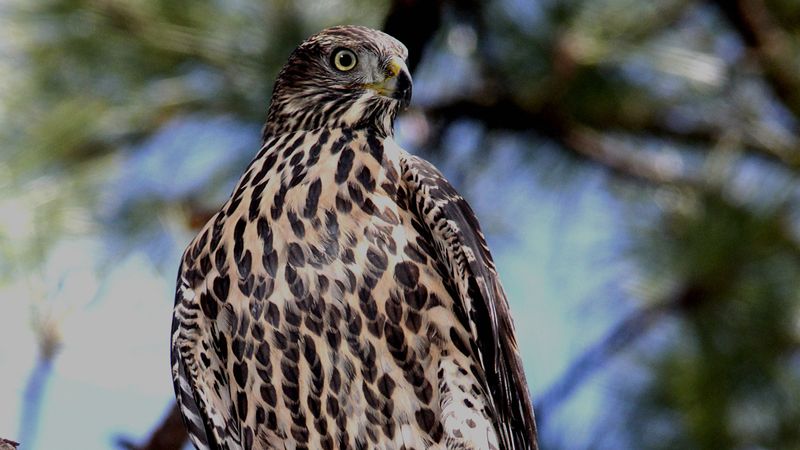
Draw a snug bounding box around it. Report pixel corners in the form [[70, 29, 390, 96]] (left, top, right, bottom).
[[366, 56, 412, 108]]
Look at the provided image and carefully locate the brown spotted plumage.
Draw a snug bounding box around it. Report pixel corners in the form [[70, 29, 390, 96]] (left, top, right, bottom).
[[171, 25, 538, 450]]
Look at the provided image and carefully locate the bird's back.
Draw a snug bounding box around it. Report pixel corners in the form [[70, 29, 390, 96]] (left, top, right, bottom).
[[172, 128, 505, 449]]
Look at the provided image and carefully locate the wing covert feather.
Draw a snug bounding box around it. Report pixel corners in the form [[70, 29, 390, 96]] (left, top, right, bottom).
[[400, 154, 538, 450]]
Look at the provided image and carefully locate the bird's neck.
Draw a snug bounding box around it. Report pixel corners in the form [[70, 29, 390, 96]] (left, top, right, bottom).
[[261, 91, 399, 142]]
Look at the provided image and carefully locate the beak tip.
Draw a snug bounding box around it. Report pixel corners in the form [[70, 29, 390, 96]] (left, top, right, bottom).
[[391, 69, 412, 108]]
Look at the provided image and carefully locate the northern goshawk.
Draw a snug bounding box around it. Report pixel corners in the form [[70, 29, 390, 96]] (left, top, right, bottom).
[[171, 25, 538, 450]]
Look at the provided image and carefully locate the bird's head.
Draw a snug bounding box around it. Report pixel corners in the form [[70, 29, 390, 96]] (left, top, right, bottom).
[[263, 26, 412, 139]]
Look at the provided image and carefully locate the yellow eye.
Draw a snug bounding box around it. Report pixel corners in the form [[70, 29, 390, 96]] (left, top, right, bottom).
[[332, 49, 357, 71]]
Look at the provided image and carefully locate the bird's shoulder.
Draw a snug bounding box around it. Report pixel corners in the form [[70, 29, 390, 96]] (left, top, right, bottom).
[[398, 153, 539, 449]]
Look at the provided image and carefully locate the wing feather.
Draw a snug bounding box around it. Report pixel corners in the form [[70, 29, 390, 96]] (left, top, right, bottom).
[[171, 250, 237, 450], [400, 154, 538, 450]]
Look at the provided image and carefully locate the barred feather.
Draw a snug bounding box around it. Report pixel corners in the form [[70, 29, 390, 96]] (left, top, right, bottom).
[[400, 155, 538, 450]]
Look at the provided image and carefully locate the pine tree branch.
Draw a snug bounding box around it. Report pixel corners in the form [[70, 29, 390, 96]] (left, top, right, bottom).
[[423, 92, 800, 178], [712, 0, 800, 119], [422, 96, 703, 185]]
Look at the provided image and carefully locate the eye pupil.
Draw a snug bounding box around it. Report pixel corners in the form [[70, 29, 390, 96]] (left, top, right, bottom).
[[333, 49, 356, 71]]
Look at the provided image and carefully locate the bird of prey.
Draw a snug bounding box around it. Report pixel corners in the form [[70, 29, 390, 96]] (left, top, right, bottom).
[[171, 25, 538, 450]]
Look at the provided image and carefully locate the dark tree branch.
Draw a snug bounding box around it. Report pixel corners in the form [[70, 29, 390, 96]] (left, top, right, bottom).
[[563, 126, 701, 186], [383, 0, 443, 72], [425, 96, 563, 135], [712, 0, 800, 118], [422, 95, 705, 186], [423, 92, 800, 178], [117, 404, 187, 450]]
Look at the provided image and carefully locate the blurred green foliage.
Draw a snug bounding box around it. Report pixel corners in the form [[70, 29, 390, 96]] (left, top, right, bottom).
[[625, 191, 800, 449]]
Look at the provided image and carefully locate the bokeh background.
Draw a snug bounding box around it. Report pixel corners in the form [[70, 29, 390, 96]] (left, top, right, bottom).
[[2, 0, 800, 449]]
